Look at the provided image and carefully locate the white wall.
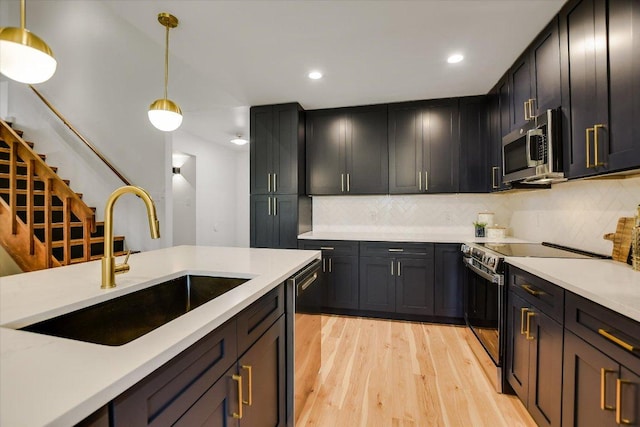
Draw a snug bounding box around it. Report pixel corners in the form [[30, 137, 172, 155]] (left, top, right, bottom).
[[235, 150, 250, 247], [312, 176, 640, 255], [172, 154, 196, 246]]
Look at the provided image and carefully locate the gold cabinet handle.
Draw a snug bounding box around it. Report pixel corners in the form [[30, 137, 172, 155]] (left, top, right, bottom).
[[525, 311, 535, 340], [341, 173, 345, 192], [273, 173, 277, 192], [601, 368, 616, 411], [268, 173, 272, 192], [242, 365, 253, 406], [598, 329, 639, 353], [419, 171, 422, 191], [397, 261, 401, 276], [616, 379, 633, 425], [528, 98, 536, 119], [586, 127, 594, 168], [594, 124, 605, 167], [328, 257, 332, 273], [273, 197, 277, 216], [322, 257, 326, 272], [320, 247, 335, 251], [524, 100, 530, 121], [492, 166, 499, 189], [521, 284, 544, 297], [268, 196, 272, 216], [520, 308, 529, 335], [347, 173, 350, 192], [391, 260, 395, 276], [232, 374, 243, 419], [425, 170, 428, 191]]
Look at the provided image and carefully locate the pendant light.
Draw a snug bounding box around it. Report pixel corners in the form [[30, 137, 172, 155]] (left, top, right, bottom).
[[148, 13, 182, 132], [0, 0, 57, 84]]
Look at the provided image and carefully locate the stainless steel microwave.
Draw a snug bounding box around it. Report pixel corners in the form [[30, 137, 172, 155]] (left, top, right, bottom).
[[502, 109, 564, 184]]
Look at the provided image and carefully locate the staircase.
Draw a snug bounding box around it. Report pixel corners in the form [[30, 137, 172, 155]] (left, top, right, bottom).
[[0, 119, 126, 272]]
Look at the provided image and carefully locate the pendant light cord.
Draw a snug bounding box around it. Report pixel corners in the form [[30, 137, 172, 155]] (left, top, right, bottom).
[[20, 0, 26, 29], [164, 24, 169, 100]]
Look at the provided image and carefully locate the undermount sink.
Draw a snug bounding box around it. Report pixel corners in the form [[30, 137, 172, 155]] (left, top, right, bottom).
[[20, 275, 249, 346]]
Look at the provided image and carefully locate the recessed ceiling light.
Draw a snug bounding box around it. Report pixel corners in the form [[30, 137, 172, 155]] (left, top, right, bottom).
[[230, 135, 248, 145], [308, 71, 323, 80], [447, 54, 464, 64]]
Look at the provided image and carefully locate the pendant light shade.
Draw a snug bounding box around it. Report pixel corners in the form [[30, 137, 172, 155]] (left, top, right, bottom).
[[0, 0, 57, 84], [149, 13, 182, 132]]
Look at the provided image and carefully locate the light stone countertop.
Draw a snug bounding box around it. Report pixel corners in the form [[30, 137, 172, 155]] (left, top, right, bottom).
[[0, 245, 320, 427], [506, 257, 640, 323]]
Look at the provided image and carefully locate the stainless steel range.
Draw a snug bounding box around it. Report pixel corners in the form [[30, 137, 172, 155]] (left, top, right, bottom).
[[460, 241, 608, 393]]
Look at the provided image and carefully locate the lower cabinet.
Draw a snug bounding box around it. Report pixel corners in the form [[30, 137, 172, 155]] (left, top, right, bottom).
[[111, 285, 286, 427], [506, 267, 563, 427], [250, 195, 311, 249], [563, 292, 640, 427], [433, 243, 464, 319]]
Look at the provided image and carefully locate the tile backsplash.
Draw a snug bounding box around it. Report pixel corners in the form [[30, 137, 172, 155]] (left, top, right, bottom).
[[312, 175, 640, 255]]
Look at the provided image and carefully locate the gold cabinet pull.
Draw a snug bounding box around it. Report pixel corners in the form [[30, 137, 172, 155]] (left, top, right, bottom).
[[524, 101, 530, 121], [328, 257, 332, 273], [322, 258, 326, 272], [586, 127, 594, 168], [616, 379, 633, 425], [525, 311, 535, 340], [598, 329, 638, 353], [268, 173, 272, 192], [341, 173, 345, 192], [492, 166, 499, 189], [425, 170, 428, 191], [600, 368, 616, 411], [346, 173, 350, 192], [242, 365, 253, 406], [397, 261, 401, 276], [268, 197, 272, 216], [391, 260, 395, 276], [418, 171, 422, 191], [273, 173, 277, 192], [320, 247, 335, 251], [594, 124, 605, 167], [528, 98, 536, 119], [520, 308, 529, 335], [273, 197, 277, 216], [232, 374, 243, 419], [521, 284, 544, 296]]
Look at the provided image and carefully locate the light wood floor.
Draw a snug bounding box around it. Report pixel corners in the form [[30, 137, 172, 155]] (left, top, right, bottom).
[[297, 315, 536, 427]]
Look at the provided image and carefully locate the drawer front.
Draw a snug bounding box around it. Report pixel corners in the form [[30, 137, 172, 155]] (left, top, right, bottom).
[[565, 291, 640, 372], [360, 242, 434, 257], [237, 284, 285, 356], [112, 318, 237, 427], [298, 240, 359, 257], [508, 266, 564, 323]]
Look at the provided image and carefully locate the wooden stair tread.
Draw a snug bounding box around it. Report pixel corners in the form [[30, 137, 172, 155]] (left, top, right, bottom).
[[50, 235, 124, 248], [0, 188, 82, 198], [0, 147, 45, 160], [15, 205, 95, 212], [0, 172, 69, 185]]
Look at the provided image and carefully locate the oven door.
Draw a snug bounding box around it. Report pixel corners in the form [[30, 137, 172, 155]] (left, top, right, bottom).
[[463, 259, 504, 367]]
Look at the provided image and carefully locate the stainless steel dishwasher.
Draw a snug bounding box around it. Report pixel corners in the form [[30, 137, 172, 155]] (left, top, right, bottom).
[[285, 258, 322, 426]]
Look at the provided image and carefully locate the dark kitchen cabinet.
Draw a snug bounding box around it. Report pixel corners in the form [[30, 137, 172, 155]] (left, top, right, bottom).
[[433, 244, 464, 319], [388, 98, 460, 194], [509, 52, 532, 131], [488, 74, 511, 191], [306, 105, 388, 195], [506, 268, 563, 427], [563, 292, 640, 427], [459, 96, 490, 193], [298, 240, 360, 311], [359, 242, 435, 316], [250, 103, 305, 195], [250, 195, 310, 249], [560, 0, 609, 178]]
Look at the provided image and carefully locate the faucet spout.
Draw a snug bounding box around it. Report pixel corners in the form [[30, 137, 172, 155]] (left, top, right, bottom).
[[101, 185, 160, 289]]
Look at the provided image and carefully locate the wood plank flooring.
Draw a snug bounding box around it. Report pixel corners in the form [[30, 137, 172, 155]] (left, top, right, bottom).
[[297, 315, 536, 427]]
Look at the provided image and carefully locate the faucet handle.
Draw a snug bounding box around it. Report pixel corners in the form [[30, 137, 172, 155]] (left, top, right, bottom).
[[114, 250, 131, 275], [123, 250, 131, 264]]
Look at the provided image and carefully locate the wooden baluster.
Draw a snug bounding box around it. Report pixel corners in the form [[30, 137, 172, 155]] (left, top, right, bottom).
[[83, 217, 91, 262], [27, 160, 35, 255], [44, 178, 52, 268], [9, 141, 17, 234], [63, 197, 71, 265]]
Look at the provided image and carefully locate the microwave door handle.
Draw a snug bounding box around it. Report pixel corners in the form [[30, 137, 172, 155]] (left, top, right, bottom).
[[526, 129, 543, 167]]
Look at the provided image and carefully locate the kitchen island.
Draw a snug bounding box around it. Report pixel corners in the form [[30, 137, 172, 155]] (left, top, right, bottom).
[[0, 245, 320, 427]]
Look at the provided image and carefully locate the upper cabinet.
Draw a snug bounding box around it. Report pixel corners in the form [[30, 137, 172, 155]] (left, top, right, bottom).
[[560, 0, 640, 179], [250, 103, 305, 195], [459, 96, 490, 193], [509, 17, 561, 131], [488, 74, 511, 191], [388, 98, 460, 194], [306, 105, 388, 195]]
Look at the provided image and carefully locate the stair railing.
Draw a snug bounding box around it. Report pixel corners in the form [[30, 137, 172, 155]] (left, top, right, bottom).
[[0, 119, 96, 267], [29, 85, 132, 186]]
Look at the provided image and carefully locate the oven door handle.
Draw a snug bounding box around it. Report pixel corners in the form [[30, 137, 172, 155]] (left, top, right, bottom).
[[464, 260, 502, 284]]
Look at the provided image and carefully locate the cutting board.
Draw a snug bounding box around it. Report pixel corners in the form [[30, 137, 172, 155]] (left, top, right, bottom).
[[603, 217, 635, 263]]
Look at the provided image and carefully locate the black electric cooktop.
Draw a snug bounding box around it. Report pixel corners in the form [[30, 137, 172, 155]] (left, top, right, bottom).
[[478, 242, 610, 259]]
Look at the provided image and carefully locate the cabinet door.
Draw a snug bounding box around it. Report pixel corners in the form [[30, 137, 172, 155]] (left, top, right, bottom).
[[424, 99, 459, 193], [509, 52, 533, 130], [507, 292, 531, 402], [250, 106, 274, 195], [250, 195, 273, 248], [395, 256, 435, 316], [434, 244, 463, 318], [619, 367, 640, 427], [388, 102, 424, 194], [271, 195, 298, 249], [326, 255, 359, 310], [306, 110, 345, 195], [238, 316, 286, 427], [359, 256, 395, 312], [346, 105, 388, 194], [173, 365, 239, 427], [459, 96, 490, 193], [489, 74, 510, 192], [272, 104, 301, 195], [527, 307, 563, 427], [562, 0, 609, 178], [607, 0, 640, 172], [562, 331, 618, 427], [531, 17, 562, 115]]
